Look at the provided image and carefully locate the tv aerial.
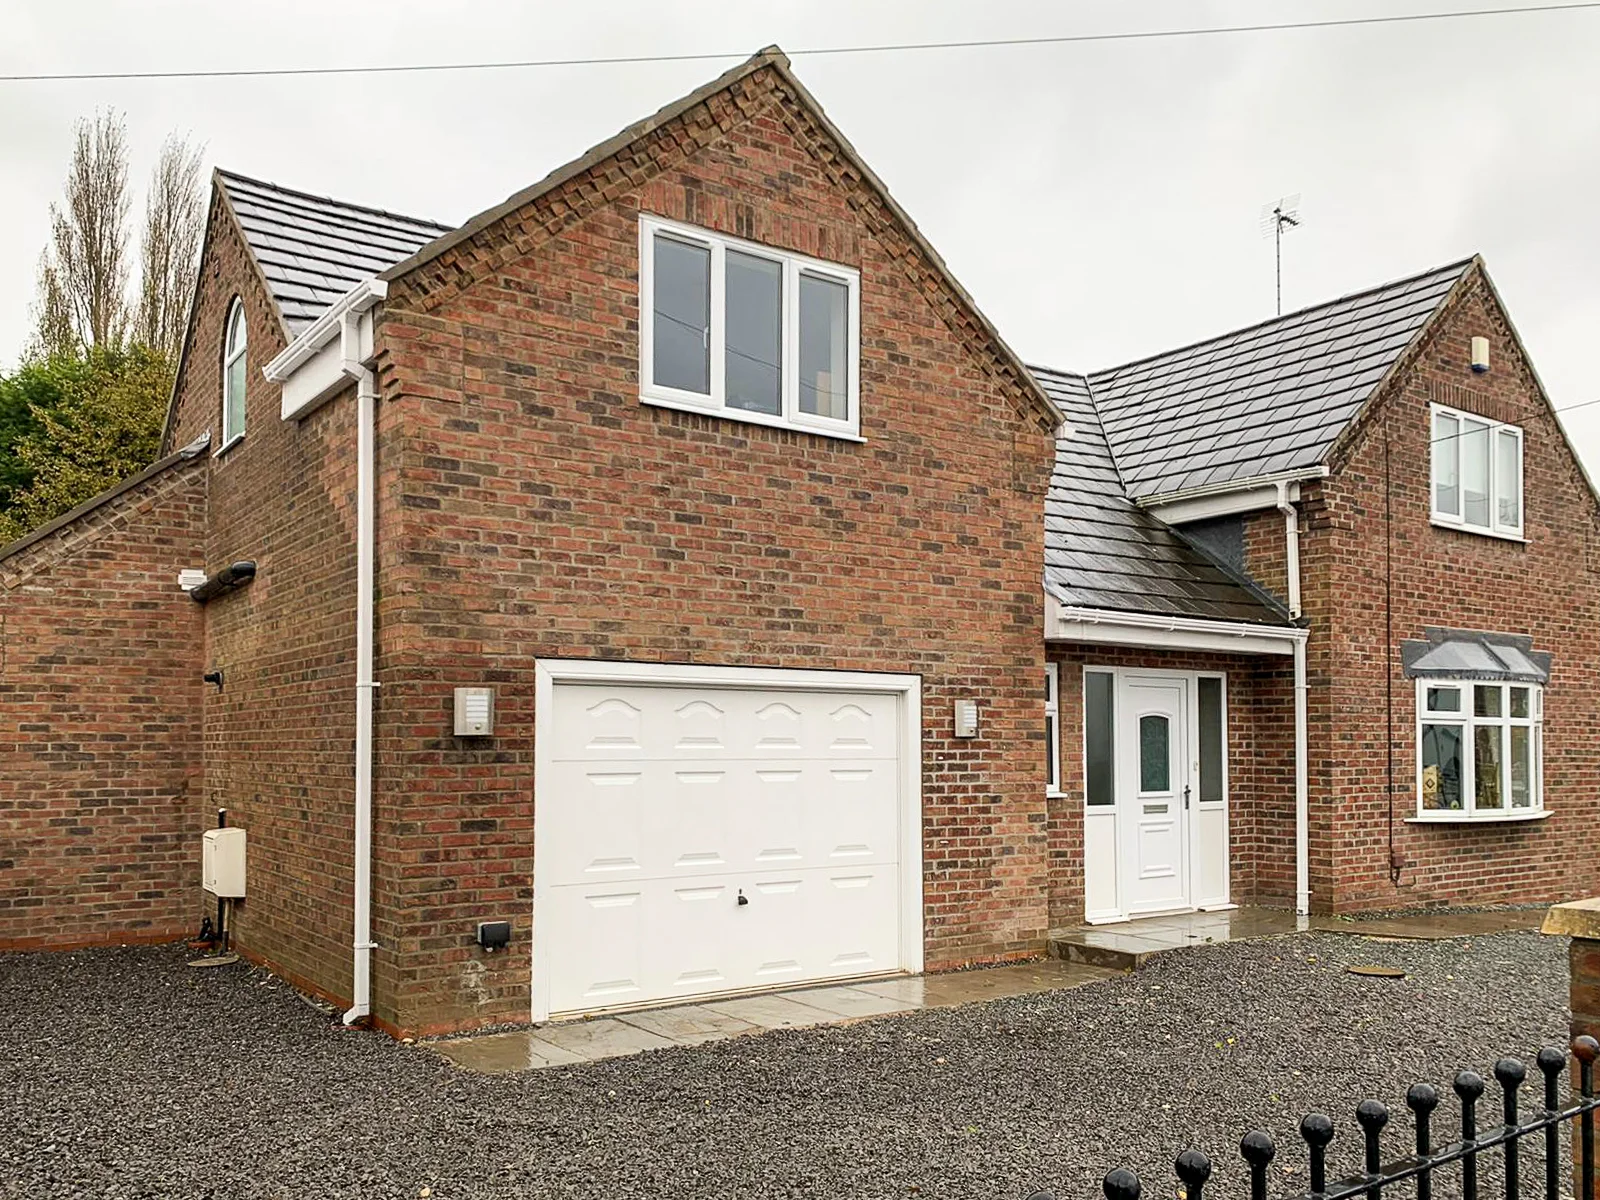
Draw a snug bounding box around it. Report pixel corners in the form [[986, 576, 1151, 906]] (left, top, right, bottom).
[[1260, 195, 1302, 316]]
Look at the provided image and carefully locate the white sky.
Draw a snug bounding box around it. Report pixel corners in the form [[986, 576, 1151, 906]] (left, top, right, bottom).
[[5, 1, 1599, 467]]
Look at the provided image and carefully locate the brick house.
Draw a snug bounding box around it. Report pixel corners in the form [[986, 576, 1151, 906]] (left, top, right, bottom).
[[1036, 259, 1600, 928], [2, 47, 1595, 1036]]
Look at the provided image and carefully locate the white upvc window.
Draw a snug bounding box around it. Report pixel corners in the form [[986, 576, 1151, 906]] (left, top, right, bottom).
[[221, 299, 248, 449], [1045, 663, 1061, 795], [1416, 679, 1543, 820], [638, 215, 861, 440], [1430, 404, 1523, 538]]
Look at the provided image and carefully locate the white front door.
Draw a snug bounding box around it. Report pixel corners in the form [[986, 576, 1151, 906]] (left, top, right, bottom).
[[1118, 675, 1191, 915], [533, 663, 921, 1020]]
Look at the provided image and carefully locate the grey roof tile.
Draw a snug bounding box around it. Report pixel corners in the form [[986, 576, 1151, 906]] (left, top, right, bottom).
[[216, 170, 453, 335], [1075, 258, 1471, 498], [1034, 366, 1290, 626]]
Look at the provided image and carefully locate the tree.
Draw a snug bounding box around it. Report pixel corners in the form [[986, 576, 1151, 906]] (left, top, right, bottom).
[[2, 115, 206, 544], [33, 112, 133, 357], [136, 135, 205, 362], [0, 346, 171, 544], [0, 363, 54, 509]]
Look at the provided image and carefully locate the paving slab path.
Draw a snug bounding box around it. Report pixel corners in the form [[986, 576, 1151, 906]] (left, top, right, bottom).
[[0, 929, 1569, 1200]]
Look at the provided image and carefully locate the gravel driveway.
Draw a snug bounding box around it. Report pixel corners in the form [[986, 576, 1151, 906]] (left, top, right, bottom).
[[0, 931, 1570, 1200]]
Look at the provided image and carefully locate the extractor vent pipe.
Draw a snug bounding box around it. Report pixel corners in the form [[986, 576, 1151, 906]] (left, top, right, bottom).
[[341, 311, 378, 1025]]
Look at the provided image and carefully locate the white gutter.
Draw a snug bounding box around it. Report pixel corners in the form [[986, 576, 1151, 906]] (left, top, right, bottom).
[[264, 280, 387, 422], [1049, 599, 1307, 656], [1133, 466, 1327, 510], [1276, 481, 1311, 918], [264, 279, 387, 382]]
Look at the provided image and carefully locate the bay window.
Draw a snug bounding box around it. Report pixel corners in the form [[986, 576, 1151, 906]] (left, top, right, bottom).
[[1416, 680, 1542, 819], [1431, 404, 1522, 538], [639, 215, 861, 438]]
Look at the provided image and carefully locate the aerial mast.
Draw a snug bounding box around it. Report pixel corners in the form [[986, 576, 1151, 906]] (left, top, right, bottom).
[[1260, 195, 1302, 316]]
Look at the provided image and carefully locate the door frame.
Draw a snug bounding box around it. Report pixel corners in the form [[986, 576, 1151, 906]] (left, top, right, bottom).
[[531, 658, 923, 1022], [1081, 666, 1231, 924]]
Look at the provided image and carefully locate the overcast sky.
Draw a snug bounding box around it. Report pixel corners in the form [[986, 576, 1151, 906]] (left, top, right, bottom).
[[5, 1, 1599, 465]]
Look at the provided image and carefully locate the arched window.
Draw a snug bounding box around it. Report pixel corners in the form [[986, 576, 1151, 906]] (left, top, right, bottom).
[[222, 300, 247, 445]]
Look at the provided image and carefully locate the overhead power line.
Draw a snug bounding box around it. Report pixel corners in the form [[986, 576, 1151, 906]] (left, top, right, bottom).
[[2, 2, 1598, 83]]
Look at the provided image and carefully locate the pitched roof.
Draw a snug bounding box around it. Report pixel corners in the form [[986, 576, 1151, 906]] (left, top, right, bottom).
[[1087, 258, 1473, 499], [206, 49, 1060, 430], [1034, 366, 1290, 625], [215, 169, 451, 335]]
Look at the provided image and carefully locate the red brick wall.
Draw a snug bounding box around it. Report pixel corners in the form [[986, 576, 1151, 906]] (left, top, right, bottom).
[[370, 64, 1058, 1033], [1309, 272, 1600, 911], [0, 458, 207, 949], [1046, 644, 1295, 927], [166, 193, 363, 1002]]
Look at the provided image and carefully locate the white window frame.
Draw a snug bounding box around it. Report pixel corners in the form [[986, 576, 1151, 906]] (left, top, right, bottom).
[[1412, 678, 1545, 822], [221, 298, 248, 451], [1045, 663, 1062, 796], [1430, 403, 1524, 540], [638, 214, 862, 441]]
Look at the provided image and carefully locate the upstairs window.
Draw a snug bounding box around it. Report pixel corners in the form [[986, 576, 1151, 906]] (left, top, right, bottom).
[[1431, 404, 1522, 538], [639, 215, 860, 438], [1417, 680, 1542, 819], [222, 300, 248, 447]]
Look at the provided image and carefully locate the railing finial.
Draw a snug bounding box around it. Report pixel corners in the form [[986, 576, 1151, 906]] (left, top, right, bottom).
[[1102, 1166, 1141, 1200]]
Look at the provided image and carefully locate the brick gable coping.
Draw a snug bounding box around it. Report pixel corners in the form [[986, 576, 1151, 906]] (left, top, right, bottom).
[[0, 432, 210, 587], [375, 46, 1064, 436]]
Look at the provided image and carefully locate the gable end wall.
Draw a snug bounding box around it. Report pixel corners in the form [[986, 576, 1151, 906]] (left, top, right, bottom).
[[1307, 272, 1600, 911], [369, 65, 1056, 1034]]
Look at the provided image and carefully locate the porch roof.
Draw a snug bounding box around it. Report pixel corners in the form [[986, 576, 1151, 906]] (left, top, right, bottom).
[[1035, 366, 1293, 628]]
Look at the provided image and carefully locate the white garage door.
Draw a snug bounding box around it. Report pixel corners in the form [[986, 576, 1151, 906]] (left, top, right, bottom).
[[534, 663, 919, 1020]]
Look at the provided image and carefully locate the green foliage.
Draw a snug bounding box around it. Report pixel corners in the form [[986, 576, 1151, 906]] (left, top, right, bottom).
[[0, 345, 173, 545]]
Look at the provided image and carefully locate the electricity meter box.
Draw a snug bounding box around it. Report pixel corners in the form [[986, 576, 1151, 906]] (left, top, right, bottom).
[[202, 827, 246, 898]]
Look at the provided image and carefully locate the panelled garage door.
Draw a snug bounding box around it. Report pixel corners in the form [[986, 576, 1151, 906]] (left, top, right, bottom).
[[534, 663, 919, 1020]]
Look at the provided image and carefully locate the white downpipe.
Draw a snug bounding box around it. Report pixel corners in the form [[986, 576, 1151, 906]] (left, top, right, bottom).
[[1275, 481, 1302, 620], [1292, 637, 1310, 918], [341, 312, 378, 1025], [1278, 481, 1311, 917]]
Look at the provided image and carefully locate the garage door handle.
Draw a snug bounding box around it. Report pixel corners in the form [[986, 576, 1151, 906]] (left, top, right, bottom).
[[737, 890, 749, 907]]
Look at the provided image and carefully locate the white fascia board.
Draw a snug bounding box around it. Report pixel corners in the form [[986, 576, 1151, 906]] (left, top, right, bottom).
[[1136, 467, 1327, 523], [265, 279, 386, 421], [1145, 481, 1297, 524], [1047, 596, 1304, 656]]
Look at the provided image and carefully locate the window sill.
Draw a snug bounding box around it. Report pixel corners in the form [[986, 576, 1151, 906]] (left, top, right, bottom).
[[1406, 810, 1551, 825], [641, 393, 865, 443], [214, 432, 246, 459], [1046, 788, 1066, 799], [1429, 518, 1526, 544]]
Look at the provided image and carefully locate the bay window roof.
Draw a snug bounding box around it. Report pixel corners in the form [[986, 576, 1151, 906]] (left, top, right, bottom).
[[1401, 628, 1550, 683]]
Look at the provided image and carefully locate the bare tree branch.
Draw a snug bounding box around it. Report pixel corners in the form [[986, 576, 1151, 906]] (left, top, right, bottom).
[[31, 111, 132, 356], [135, 134, 204, 362]]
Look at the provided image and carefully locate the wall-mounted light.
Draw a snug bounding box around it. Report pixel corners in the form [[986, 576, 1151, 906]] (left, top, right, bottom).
[[203, 669, 224, 692], [454, 687, 495, 736], [188, 561, 257, 605]]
